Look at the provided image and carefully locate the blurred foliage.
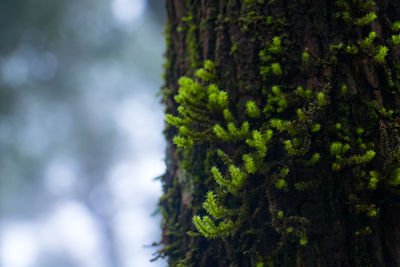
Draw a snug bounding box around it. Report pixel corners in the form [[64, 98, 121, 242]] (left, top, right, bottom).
[[0, 0, 166, 266]]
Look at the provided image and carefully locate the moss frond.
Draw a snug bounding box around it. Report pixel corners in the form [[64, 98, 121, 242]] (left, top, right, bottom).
[[203, 191, 234, 219], [246, 100, 261, 118]]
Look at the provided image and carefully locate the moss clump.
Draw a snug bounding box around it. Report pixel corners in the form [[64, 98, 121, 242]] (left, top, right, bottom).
[[302, 51, 310, 64]]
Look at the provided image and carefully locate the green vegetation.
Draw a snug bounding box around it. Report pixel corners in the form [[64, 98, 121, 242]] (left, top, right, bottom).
[[160, 0, 400, 265], [374, 46, 389, 63]]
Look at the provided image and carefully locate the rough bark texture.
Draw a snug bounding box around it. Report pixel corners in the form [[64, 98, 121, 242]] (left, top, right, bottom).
[[158, 0, 400, 266]]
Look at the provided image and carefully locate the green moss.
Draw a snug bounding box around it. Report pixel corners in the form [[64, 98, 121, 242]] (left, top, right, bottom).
[[346, 45, 358, 54], [348, 150, 375, 164], [196, 68, 214, 82], [269, 37, 282, 54], [271, 63, 283, 76], [392, 35, 400, 45], [277, 211, 284, 219], [380, 107, 394, 117], [307, 153, 321, 166], [230, 43, 239, 55], [341, 84, 348, 96], [203, 191, 234, 219], [264, 86, 288, 113], [173, 136, 194, 148], [368, 171, 379, 190], [393, 21, 400, 32], [266, 15, 273, 24], [297, 109, 306, 121], [243, 154, 256, 174], [180, 11, 200, 69], [259, 49, 272, 62], [270, 119, 289, 132], [246, 100, 261, 118], [311, 124, 321, 132], [275, 179, 288, 190], [297, 86, 304, 95], [244, 0, 255, 4], [302, 51, 310, 64], [360, 31, 376, 49], [330, 142, 344, 156], [192, 215, 236, 239], [389, 168, 400, 186], [299, 234, 308, 245], [332, 162, 341, 171], [223, 109, 234, 122], [187, 24, 199, 68], [246, 129, 272, 157], [239, 10, 262, 32], [317, 92, 328, 107], [284, 140, 297, 156], [213, 124, 230, 141], [374, 46, 388, 63], [329, 42, 344, 52], [355, 12, 376, 26]]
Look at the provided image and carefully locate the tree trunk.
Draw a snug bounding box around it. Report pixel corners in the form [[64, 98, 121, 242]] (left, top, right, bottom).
[[158, 0, 400, 266]]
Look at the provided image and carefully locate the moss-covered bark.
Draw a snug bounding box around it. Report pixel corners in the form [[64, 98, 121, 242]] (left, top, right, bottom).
[[158, 0, 400, 266]]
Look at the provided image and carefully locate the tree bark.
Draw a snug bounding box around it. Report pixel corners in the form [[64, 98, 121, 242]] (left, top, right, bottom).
[[158, 0, 400, 266]]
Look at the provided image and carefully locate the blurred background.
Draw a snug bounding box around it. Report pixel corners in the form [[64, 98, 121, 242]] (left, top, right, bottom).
[[0, 0, 167, 266]]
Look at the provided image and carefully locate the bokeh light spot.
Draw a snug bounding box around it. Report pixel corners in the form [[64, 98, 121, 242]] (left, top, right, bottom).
[[111, 0, 146, 24]]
